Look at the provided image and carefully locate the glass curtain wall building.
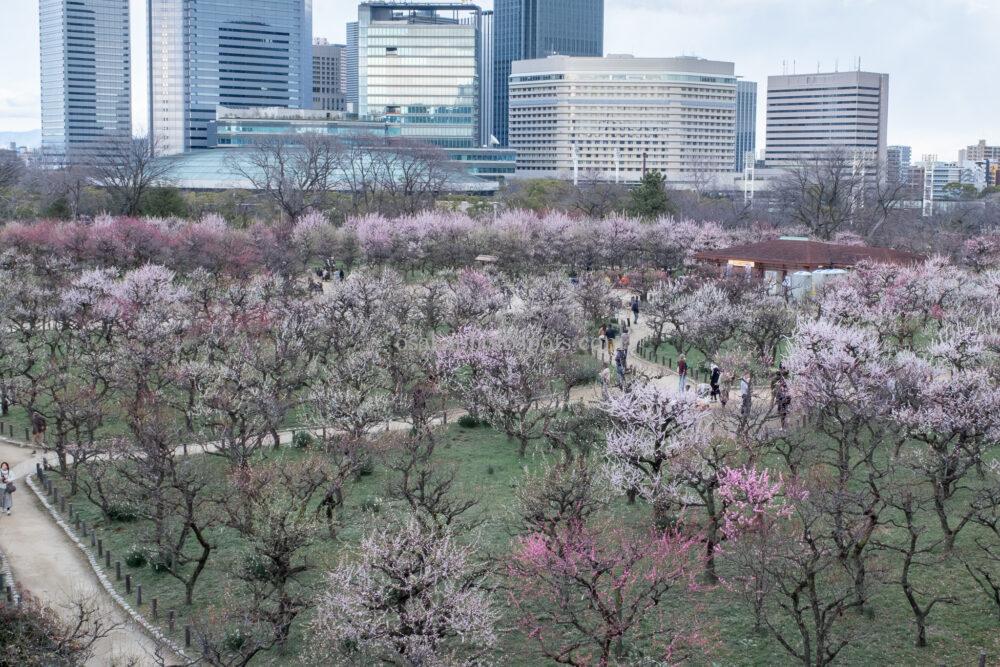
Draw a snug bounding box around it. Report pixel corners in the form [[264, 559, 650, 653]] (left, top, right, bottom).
[[148, 0, 313, 155], [478, 10, 494, 146], [346, 22, 359, 112], [39, 0, 132, 163], [493, 0, 604, 146], [358, 2, 481, 149], [735, 80, 757, 172]]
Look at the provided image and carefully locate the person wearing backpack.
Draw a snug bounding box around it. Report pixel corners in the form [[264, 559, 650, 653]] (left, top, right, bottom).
[[1, 461, 15, 516], [31, 410, 47, 447], [710, 364, 721, 402]]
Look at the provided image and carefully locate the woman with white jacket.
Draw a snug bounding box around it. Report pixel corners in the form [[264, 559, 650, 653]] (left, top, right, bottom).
[[1, 461, 14, 516]]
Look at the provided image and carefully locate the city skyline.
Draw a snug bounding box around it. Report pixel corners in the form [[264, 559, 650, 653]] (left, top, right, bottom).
[[1, 0, 997, 158]]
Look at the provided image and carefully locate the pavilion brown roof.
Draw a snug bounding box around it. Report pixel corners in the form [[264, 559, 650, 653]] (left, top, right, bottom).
[[692, 239, 926, 269]]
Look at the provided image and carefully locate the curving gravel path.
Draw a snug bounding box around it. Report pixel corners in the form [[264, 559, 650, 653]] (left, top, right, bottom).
[[0, 441, 179, 666]]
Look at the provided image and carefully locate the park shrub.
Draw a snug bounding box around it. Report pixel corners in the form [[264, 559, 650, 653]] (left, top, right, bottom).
[[358, 497, 384, 515], [292, 431, 315, 449], [124, 546, 147, 568], [106, 503, 139, 523], [148, 551, 172, 574], [241, 553, 270, 582], [457, 414, 482, 429]]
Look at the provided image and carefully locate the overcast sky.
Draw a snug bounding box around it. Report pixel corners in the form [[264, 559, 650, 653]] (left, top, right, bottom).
[[1, 0, 995, 159]]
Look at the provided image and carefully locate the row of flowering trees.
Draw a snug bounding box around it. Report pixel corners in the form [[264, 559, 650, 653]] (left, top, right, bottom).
[[0, 211, 764, 278]]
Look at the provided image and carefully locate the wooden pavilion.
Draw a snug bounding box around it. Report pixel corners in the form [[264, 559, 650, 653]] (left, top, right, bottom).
[[692, 239, 926, 281]]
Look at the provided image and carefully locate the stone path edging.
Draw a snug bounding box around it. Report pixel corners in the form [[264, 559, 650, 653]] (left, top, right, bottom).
[[25, 473, 191, 664], [0, 546, 19, 605]]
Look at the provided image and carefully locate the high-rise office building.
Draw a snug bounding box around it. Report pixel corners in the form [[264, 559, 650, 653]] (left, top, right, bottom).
[[148, 0, 313, 155], [735, 80, 757, 172], [509, 55, 737, 183], [479, 10, 495, 146], [493, 0, 604, 146], [313, 39, 346, 112], [39, 0, 132, 162], [358, 2, 481, 149], [887, 145, 912, 184], [764, 71, 889, 173], [346, 21, 359, 113]]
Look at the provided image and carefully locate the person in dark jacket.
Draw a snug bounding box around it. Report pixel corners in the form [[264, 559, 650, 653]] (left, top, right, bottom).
[[31, 411, 46, 447], [614, 348, 627, 387], [677, 355, 688, 393], [710, 364, 721, 402], [631, 296, 640, 323]]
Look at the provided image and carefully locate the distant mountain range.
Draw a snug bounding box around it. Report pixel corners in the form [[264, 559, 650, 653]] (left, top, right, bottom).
[[0, 129, 41, 149]]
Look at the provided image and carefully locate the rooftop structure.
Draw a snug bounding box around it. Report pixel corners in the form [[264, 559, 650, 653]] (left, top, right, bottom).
[[152, 147, 500, 194], [693, 239, 926, 278], [207, 107, 515, 180]]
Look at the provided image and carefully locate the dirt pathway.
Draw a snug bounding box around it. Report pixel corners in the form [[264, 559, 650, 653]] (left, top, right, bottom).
[[0, 442, 178, 666]]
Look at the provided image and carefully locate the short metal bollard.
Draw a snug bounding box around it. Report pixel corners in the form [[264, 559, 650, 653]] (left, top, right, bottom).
[[90, 532, 96, 548], [184, 626, 192, 648], [136, 584, 142, 606], [105, 550, 111, 568], [97, 539, 103, 557], [151, 598, 158, 620], [168, 609, 175, 631], [59, 497, 66, 513], [125, 574, 131, 594], [115, 561, 121, 581]]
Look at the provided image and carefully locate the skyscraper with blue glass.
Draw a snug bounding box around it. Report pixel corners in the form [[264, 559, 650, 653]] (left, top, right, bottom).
[[148, 0, 313, 155], [493, 0, 604, 146], [39, 0, 132, 163], [735, 80, 757, 172], [357, 2, 481, 149]]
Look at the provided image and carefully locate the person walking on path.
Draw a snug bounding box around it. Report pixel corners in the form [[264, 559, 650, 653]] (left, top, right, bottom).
[[31, 410, 46, 448], [614, 348, 627, 388], [677, 355, 688, 394], [774, 375, 791, 429], [599, 366, 611, 400], [710, 364, 721, 402], [1, 461, 14, 516], [606, 326, 617, 357], [740, 374, 752, 417], [598, 325, 607, 360], [620, 327, 631, 370], [631, 295, 640, 324]]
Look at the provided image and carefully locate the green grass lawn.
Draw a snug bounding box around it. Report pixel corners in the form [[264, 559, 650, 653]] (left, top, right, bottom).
[[43, 423, 1000, 666]]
